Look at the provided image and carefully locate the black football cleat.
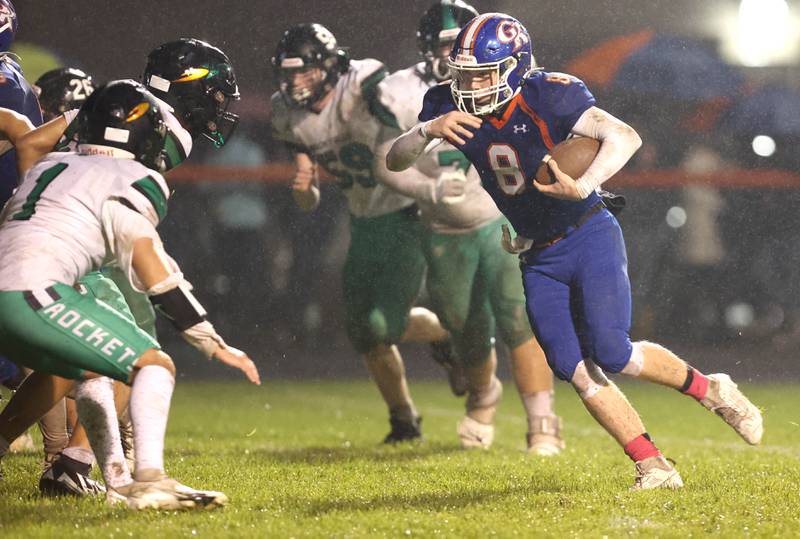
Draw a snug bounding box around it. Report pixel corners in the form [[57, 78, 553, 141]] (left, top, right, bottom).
[[383, 415, 423, 444], [39, 453, 105, 497]]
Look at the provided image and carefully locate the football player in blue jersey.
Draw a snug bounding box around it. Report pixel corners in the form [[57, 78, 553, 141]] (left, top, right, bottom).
[[0, 0, 40, 204], [388, 12, 763, 490], [0, 0, 59, 473]]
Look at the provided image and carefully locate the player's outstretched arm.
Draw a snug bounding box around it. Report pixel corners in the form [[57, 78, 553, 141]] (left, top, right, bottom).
[[386, 122, 432, 172], [386, 111, 481, 172], [291, 151, 321, 212], [15, 115, 69, 177], [129, 234, 261, 385], [376, 131, 465, 204]]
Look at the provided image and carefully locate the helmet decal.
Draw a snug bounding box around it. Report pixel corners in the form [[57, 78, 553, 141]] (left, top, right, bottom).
[[173, 67, 210, 83], [125, 101, 150, 122]]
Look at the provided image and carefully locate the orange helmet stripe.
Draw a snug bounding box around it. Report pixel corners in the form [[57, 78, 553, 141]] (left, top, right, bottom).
[[126, 102, 150, 123], [173, 67, 209, 82]]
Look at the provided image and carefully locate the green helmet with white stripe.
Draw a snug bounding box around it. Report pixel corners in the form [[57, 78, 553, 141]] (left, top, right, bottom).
[[417, 0, 478, 81]]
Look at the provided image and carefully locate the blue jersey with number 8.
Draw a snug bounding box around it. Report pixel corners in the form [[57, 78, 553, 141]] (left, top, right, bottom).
[[419, 71, 600, 242]]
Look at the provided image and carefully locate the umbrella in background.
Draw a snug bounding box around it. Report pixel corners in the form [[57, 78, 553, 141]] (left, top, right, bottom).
[[718, 86, 800, 136], [566, 30, 744, 101]]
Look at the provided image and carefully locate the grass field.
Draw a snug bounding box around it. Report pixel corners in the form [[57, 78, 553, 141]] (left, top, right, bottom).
[[1, 379, 798, 538]]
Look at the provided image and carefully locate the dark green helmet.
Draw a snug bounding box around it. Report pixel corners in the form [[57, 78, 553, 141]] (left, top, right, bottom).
[[417, 0, 478, 81], [33, 67, 95, 122], [143, 38, 239, 147], [73, 79, 167, 170], [271, 23, 350, 109]]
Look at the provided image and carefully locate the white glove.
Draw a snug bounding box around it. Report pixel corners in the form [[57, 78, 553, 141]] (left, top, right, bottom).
[[435, 170, 467, 205], [501, 224, 533, 254]]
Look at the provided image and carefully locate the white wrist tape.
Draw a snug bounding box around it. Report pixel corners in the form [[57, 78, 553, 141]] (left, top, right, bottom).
[[182, 320, 227, 359]]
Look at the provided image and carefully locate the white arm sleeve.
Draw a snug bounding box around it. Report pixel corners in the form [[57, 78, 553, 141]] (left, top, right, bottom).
[[570, 107, 642, 199], [375, 132, 443, 204], [102, 200, 161, 293], [385, 121, 435, 172]]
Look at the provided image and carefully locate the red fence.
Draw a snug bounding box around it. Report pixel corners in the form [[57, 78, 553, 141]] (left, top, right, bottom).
[[167, 164, 800, 188]]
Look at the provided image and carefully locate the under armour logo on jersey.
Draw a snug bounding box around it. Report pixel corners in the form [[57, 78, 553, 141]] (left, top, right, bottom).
[[513, 124, 529, 134]]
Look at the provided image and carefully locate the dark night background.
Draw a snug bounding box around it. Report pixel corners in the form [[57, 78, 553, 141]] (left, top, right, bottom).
[[12, 1, 800, 382]]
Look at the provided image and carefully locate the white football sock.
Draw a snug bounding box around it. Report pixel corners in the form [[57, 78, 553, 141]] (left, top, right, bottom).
[[130, 365, 174, 477], [522, 390, 554, 418], [74, 377, 131, 489]]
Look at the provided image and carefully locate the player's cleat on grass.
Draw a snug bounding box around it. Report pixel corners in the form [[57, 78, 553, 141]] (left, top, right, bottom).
[[430, 340, 468, 397], [136, 468, 228, 509], [383, 415, 423, 444], [109, 468, 229, 510], [9, 431, 36, 453], [39, 453, 106, 497], [526, 414, 566, 456], [632, 456, 684, 490], [700, 373, 763, 445], [457, 416, 495, 449], [107, 481, 196, 511]]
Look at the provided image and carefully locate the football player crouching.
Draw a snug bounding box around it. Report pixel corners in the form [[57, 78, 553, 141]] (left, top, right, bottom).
[[0, 80, 260, 509], [0, 38, 242, 497]]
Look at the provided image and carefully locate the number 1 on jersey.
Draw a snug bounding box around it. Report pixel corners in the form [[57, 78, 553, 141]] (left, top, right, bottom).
[[11, 163, 69, 221], [488, 144, 526, 195]]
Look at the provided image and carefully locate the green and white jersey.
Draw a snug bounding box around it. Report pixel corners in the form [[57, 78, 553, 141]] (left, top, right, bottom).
[[0, 151, 169, 291], [378, 63, 501, 234], [271, 58, 414, 218]]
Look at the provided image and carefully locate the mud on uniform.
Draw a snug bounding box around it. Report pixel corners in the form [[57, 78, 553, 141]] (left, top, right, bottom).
[[271, 59, 426, 352], [0, 152, 169, 381], [379, 63, 533, 364]]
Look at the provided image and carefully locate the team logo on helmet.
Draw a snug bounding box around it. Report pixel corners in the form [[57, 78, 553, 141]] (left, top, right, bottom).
[[126, 102, 150, 123], [496, 20, 528, 51], [174, 67, 210, 82], [314, 26, 336, 50]]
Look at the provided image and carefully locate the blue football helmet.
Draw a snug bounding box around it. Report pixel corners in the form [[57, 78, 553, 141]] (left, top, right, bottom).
[[448, 13, 535, 115], [0, 0, 16, 52]]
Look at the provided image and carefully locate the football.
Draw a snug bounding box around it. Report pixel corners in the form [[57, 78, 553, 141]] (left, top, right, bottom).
[[535, 137, 601, 185]]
